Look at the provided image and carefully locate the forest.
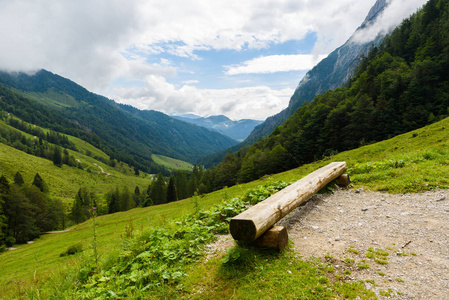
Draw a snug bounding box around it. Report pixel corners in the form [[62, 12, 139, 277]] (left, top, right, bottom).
[[209, 0, 449, 186], [0, 160, 217, 250], [0, 173, 64, 250]]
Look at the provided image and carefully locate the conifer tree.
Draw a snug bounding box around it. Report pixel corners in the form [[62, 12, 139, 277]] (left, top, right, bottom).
[[32, 173, 48, 193], [150, 173, 167, 205], [52, 146, 62, 167], [133, 186, 144, 206], [14, 171, 24, 186], [166, 176, 177, 203], [0, 175, 9, 248], [71, 188, 85, 224], [106, 187, 120, 213]]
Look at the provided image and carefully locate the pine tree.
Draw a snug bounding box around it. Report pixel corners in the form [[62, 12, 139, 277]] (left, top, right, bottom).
[[4, 185, 39, 243], [71, 188, 85, 224], [52, 146, 62, 167], [32, 173, 48, 193], [0, 175, 10, 194], [150, 173, 167, 205], [119, 186, 134, 211], [174, 171, 188, 200], [0, 175, 10, 248], [13, 171, 24, 186], [143, 184, 153, 207], [106, 187, 120, 213], [62, 149, 70, 165], [166, 176, 177, 203], [133, 186, 144, 206]]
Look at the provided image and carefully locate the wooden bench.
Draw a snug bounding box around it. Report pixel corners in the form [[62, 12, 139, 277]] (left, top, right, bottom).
[[230, 161, 348, 250]]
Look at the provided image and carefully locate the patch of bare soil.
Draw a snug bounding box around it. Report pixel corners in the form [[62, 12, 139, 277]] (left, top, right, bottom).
[[278, 188, 449, 299], [205, 234, 235, 261]]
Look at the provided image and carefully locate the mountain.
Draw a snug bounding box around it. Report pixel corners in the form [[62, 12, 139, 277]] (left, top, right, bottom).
[[197, 0, 390, 167], [0, 70, 237, 173], [172, 114, 263, 142], [209, 0, 449, 185], [245, 0, 389, 144]]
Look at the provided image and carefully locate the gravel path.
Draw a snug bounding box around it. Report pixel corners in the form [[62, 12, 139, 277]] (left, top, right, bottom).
[[207, 188, 449, 299], [279, 188, 449, 299]]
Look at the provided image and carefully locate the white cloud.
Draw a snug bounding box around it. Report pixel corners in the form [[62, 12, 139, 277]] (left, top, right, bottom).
[[225, 54, 329, 75], [111, 75, 293, 121], [132, 0, 375, 56], [0, 0, 427, 120], [181, 80, 200, 85], [0, 0, 375, 86], [351, 0, 428, 44]]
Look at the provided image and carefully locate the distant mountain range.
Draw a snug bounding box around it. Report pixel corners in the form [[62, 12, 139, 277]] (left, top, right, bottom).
[[245, 0, 388, 144], [172, 114, 263, 142], [0, 70, 237, 173]]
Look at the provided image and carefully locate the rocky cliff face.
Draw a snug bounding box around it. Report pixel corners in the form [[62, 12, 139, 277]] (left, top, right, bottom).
[[364, 0, 388, 24], [245, 0, 389, 144]]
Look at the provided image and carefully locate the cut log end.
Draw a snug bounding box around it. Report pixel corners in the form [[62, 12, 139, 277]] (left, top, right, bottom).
[[230, 219, 257, 241], [252, 226, 288, 251], [337, 174, 350, 186]]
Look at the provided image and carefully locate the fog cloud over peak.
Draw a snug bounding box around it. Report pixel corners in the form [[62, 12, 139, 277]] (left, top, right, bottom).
[[351, 0, 428, 44]]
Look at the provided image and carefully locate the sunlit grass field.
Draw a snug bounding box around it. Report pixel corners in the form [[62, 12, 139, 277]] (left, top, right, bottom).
[[151, 154, 194, 171]]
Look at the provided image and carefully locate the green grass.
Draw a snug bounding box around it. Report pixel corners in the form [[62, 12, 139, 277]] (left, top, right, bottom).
[[0, 141, 152, 202], [3, 116, 449, 298], [0, 116, 156, 203], [162, 248, 375, 300], [13, 88, 80, 109], [0, 179, 285, 296], [151, 154, 194, 171]]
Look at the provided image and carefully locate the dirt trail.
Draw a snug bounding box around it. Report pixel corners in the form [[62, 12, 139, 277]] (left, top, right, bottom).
[[208, 189, 449, 299], [41, 228, 74, 234], [93, 163, 110, 176]]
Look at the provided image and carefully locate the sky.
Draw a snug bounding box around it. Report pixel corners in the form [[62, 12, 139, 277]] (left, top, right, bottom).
[[0, 0, 428, 120]]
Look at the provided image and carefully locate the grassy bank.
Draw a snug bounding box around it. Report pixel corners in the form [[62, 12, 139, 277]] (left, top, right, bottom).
[[2, 117, 449, 298]]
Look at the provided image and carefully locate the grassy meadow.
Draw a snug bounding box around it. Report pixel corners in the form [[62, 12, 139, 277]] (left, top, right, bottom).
[[1, 116, 449, 298], [0, 118, 155, 203], [151, 154, 194, 171]]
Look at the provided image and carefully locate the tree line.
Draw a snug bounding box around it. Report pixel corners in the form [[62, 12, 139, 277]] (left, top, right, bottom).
[[70, 165, 216, 224], [0, 116, 82, 169], [0, 172, 65, 251]]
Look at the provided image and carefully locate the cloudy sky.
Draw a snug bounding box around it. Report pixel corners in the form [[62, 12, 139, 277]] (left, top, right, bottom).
[[0, 0, 427, 120]]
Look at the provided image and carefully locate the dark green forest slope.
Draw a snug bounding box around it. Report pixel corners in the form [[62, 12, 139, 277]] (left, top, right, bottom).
[[0, 70, 237, 173], [211, 0, 449, 186]]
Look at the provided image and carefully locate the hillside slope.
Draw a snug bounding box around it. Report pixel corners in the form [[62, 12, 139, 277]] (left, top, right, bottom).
[[3, 110, 449, 298], [0, 119, 152, 202], [245, 0, 388, 144], [209, 0, 449, 186], [0, 70, 237, 172]]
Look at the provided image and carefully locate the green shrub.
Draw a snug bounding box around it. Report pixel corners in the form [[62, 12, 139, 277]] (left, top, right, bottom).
[[60, 243, 83, 257]]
